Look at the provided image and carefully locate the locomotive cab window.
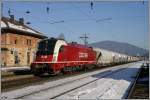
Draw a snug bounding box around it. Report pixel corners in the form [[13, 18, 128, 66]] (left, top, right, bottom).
[[36, 38, 57, 55]]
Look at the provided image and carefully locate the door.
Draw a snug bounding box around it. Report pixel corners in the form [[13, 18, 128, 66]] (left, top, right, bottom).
[[27, 52, 30, 65], [14, 51, 19, 65]]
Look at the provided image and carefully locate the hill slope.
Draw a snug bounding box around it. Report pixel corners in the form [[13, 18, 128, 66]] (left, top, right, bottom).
[[89, 40, 148, 56]]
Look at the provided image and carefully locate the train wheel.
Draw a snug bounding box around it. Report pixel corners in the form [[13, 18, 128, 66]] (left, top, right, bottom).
[[33, 73, 40, 76], [55, 70, 61, 75], [33, 72, 42, 76], [57, 70, 63, 76], [61, 68, 65, 74], [83, 65, 87, 72]]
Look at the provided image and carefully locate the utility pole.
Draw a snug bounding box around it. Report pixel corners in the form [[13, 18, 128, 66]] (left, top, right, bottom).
[[79, 33, 89, 46], [1, 1, 3, 17]]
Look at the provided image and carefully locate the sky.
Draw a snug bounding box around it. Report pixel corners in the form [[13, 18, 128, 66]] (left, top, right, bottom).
[[2, 1, 149, 50]]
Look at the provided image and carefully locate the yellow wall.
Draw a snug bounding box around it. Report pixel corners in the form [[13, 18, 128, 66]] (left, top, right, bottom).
[[1, 33, 41, 67]]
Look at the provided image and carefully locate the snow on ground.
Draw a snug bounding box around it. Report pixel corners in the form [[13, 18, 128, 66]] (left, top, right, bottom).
[[56, 62, 141, 99], [1, 62, 141, 99], [1, 65, 116, 99]]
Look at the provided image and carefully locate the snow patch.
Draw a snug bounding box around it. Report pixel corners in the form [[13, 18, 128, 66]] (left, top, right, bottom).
[[8, 22, 39, 34], [1, 21, 7, 27]]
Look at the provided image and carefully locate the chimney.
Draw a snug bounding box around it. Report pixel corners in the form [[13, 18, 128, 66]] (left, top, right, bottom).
[[19, 18, 24, 24], [10, 15, 14, 21]]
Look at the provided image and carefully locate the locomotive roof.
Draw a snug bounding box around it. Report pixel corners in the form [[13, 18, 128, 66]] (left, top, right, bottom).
[[68, 43, 92, 49], [93, 47, 129, 56], [39, 37, 92, 49], [40, 37, 67, 42]]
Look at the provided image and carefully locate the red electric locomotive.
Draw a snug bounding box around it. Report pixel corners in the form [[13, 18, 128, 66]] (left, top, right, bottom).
[[30, 38, 96, 76]]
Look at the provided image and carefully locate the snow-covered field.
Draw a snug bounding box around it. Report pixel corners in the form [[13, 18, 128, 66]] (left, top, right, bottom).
[[1, 62, 142, 100]]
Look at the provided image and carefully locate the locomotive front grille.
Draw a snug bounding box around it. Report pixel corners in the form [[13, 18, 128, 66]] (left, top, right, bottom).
[[35, 64, 46, 68], [35, 63, 49, 70], [32, 63, 54, 74]]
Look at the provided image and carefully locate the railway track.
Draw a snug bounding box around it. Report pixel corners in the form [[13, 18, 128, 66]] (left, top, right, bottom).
[[127, 63, 149, 99], [1, 62, 132, 92], [2, 71, 90, 92], [2, 63, 136, 100]]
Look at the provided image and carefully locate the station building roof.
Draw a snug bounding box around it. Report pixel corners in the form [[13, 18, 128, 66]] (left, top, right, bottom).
[[1, 16, 47, 39]]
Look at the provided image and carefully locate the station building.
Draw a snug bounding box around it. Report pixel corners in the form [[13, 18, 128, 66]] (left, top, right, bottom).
[[1, 16, 47, 67]]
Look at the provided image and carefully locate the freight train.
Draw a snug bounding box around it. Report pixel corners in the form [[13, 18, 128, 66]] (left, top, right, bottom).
[[30, 38, 139, 76]]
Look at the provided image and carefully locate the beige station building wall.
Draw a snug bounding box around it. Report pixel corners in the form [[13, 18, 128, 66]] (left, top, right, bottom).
[[1, 32, 42, 67]]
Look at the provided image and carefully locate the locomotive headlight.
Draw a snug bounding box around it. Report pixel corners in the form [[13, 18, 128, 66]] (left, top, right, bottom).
[[41, 55, 47, 58], [45, 56, 47, 58]]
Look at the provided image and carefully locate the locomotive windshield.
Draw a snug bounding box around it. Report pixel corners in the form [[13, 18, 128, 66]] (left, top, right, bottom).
[[36, 38, 57, 55]]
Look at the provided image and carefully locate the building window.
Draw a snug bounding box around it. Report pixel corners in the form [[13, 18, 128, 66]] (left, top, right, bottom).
[[11, 51, 13, 54], [29, 40, 31, 46], [15, 39, 17, 44], [27, 39, 32, 46], [27, 39, 28, 45]]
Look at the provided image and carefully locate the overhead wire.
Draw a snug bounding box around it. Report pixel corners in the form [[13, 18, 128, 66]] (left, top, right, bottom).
[[5, 2, 112, 24], [70, 3, 112, 25], [71, 3, 96, 22]]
